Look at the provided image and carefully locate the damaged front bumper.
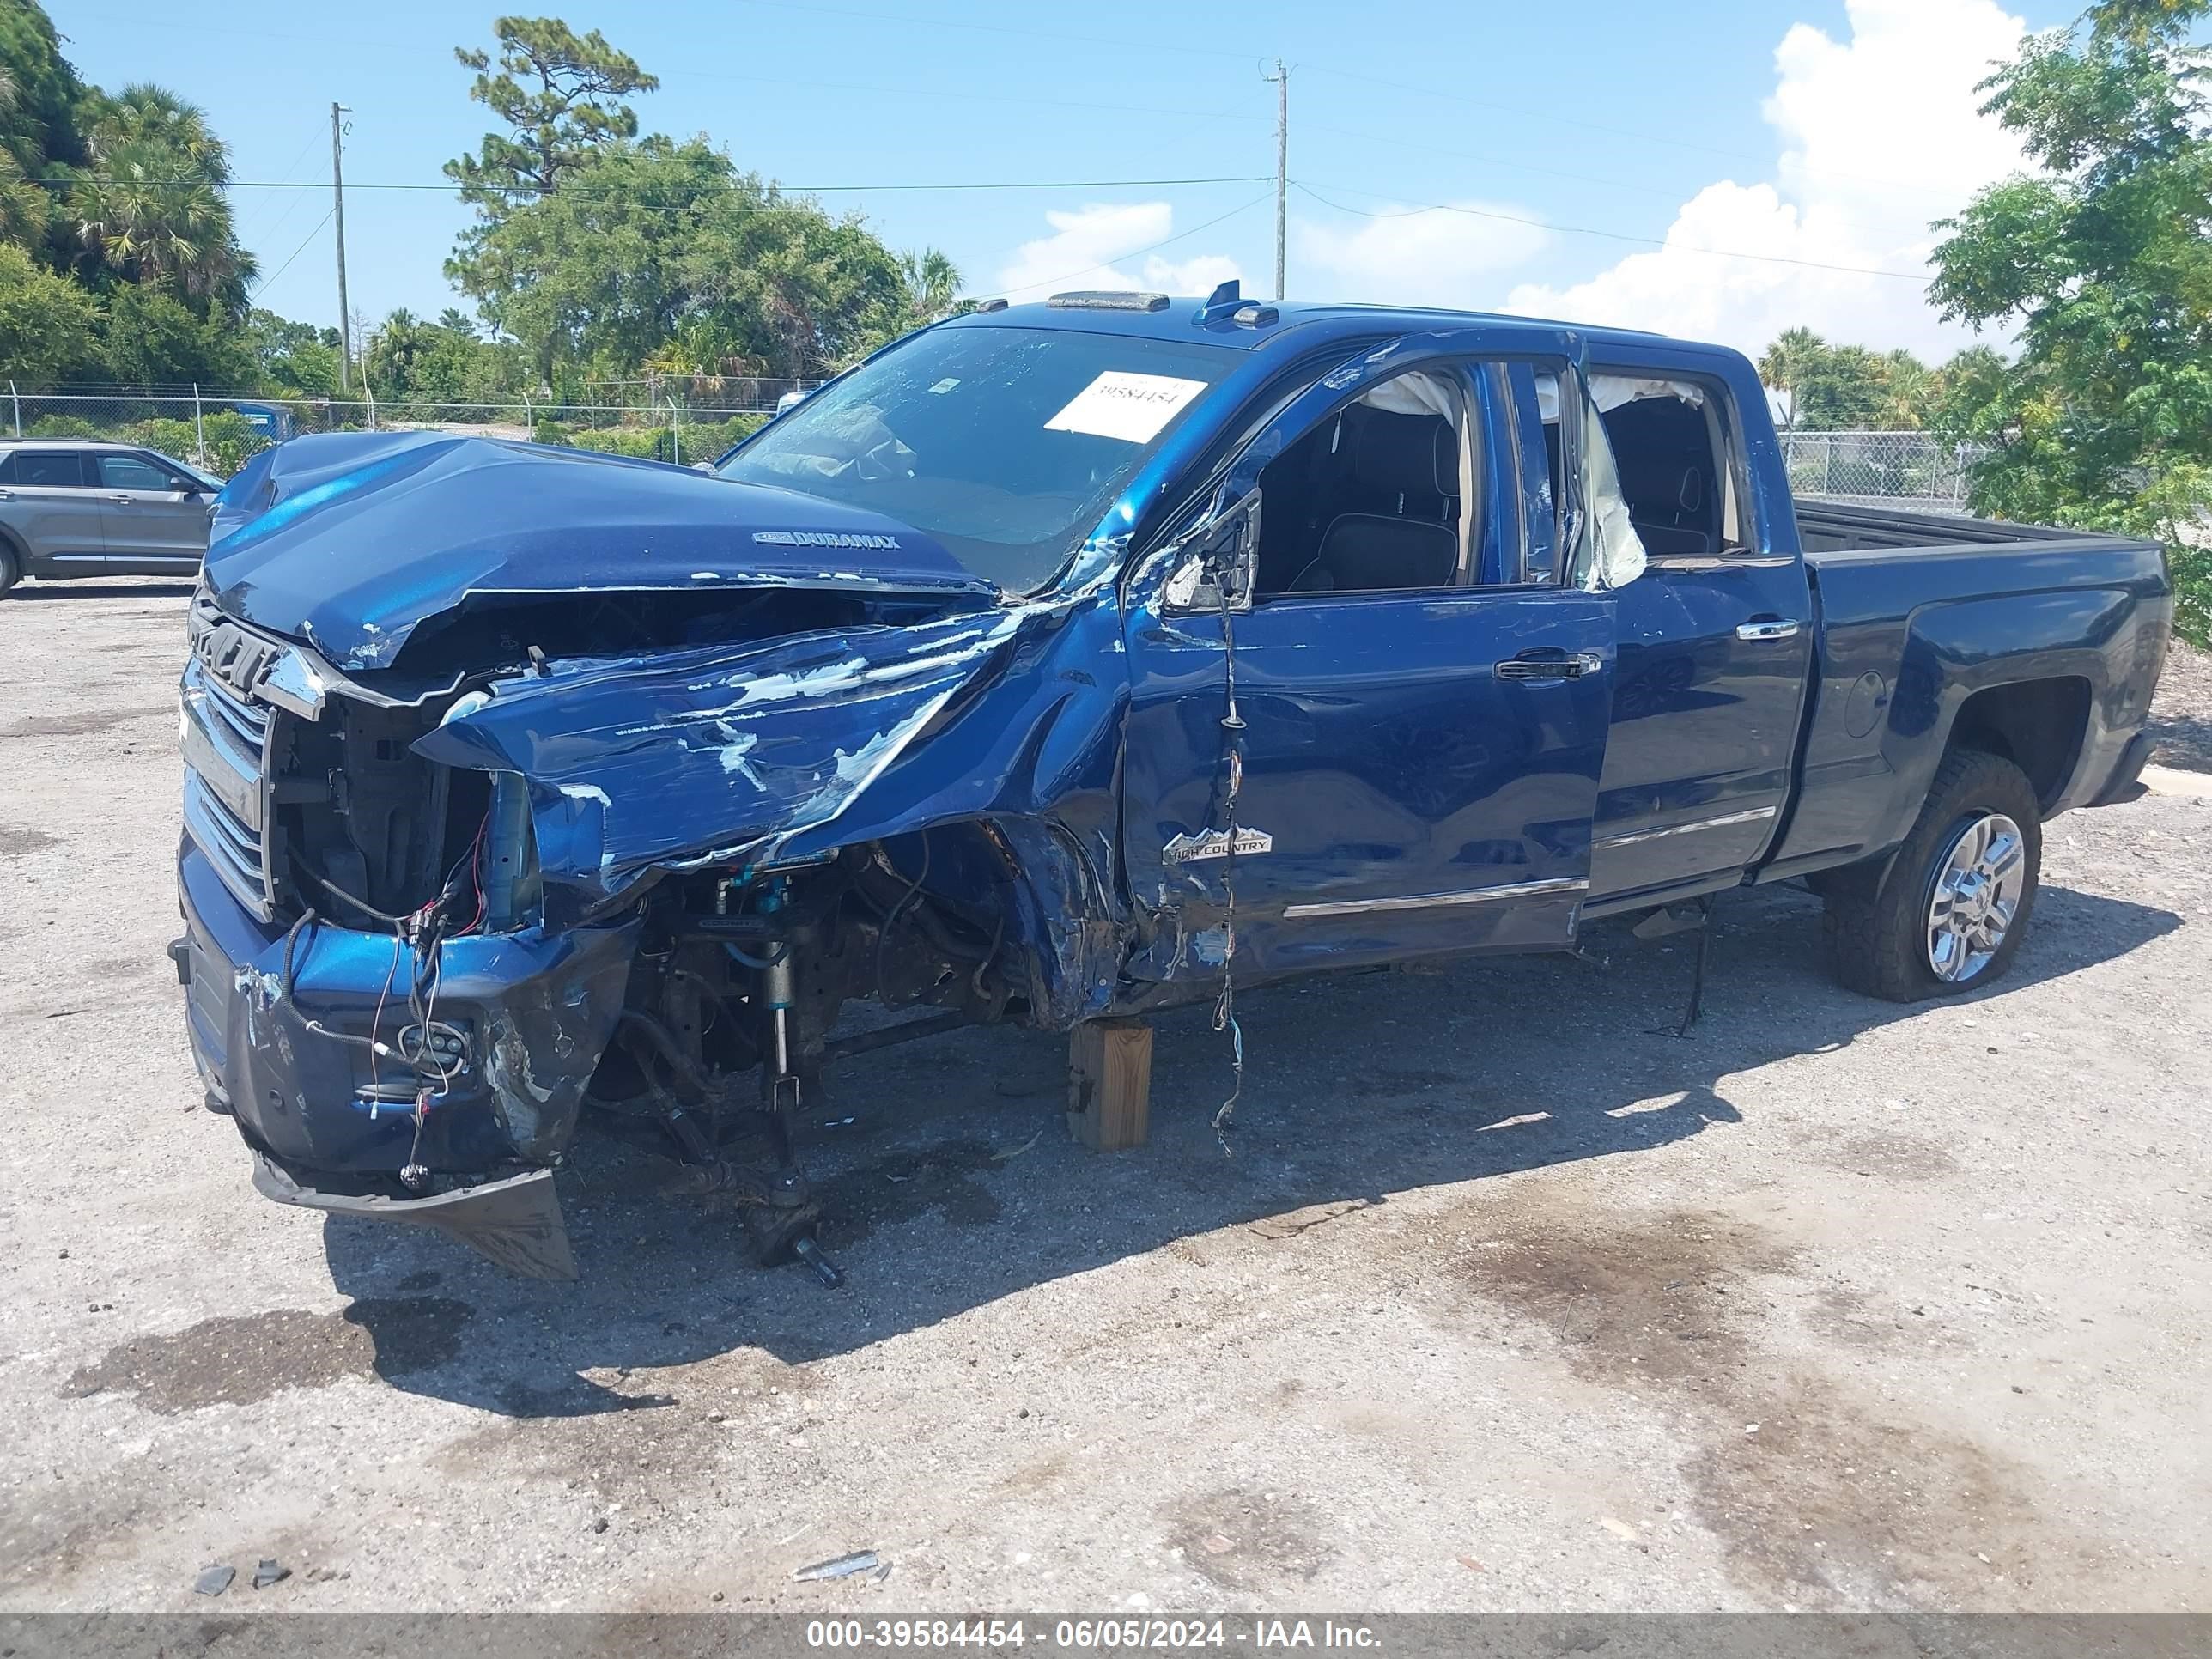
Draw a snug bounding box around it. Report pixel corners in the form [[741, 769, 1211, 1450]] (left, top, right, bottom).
[[178, 842, 640, 1278], [249, 1153, 574, 1279]]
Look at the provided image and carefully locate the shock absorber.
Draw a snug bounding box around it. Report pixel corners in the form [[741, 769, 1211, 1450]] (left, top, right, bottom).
[[749, 872, 841, 1285], [757, 873, 803, 1126]]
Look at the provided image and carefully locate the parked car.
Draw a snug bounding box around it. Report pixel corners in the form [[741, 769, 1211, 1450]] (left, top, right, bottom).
[[173, 285, 2171, 1279], [0, 439, 220, 592]]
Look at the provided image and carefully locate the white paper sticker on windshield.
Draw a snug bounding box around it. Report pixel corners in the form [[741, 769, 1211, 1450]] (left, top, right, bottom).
[[1044, 372, 1208, 444]]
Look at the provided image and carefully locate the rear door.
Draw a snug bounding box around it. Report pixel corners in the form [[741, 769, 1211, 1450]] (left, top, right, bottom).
[[0, 449, 107, 574], [1584, 360, 1815, 902], [1120, 330, 1617, 982], [94, 450, 211, 573]]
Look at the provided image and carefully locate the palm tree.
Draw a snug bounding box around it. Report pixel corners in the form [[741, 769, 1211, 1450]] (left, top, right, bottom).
[[1875, 349, 1935, 430], [0, 67, 46, 250], [899, 247, 960, 323], [1758, 327, 1826, 428], [66, 83, 246, 306], [366, 308, 430, 392], [90, 85, 234, 184]]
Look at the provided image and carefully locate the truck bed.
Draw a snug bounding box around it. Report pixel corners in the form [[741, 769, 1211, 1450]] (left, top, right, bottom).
[[1768, 499, 2169, 883], [1793, 499, 2100, 554]]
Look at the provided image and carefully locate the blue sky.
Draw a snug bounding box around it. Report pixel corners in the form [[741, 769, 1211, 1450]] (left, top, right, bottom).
[[57, 0, 2069, 358]]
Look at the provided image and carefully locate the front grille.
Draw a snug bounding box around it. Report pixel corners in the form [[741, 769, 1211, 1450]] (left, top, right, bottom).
[[180, 653, 278, 919]]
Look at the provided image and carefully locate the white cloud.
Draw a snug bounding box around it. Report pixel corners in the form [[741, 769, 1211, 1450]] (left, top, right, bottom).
[[994, 203, 1246, 301], [1291, 202, 1550, 308], [1503, 0, 2032, 358]]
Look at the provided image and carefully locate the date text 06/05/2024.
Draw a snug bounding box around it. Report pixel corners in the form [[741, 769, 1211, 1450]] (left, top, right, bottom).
[[803, 1619, 1383, 1650]]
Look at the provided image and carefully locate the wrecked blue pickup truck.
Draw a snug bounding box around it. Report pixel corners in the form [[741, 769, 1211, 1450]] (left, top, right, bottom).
[[175, 285, 2172, 1279]]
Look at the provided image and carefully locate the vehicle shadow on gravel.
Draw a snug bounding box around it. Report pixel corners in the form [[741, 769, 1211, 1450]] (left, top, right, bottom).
[[323, 878, 2180, 1417], [6, 581, 199, 603]]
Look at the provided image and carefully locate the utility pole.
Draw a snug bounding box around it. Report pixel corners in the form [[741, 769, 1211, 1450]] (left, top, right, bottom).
[[331, 102, 353, 393], [1263, 58, 1289, 300]]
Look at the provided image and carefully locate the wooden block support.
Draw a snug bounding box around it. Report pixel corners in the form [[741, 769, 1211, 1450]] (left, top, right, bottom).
[[1066, 1018, 1153, 1151]]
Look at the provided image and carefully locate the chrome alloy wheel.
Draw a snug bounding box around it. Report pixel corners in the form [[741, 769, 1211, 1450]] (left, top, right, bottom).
[[1925, 811, 2027, 983]]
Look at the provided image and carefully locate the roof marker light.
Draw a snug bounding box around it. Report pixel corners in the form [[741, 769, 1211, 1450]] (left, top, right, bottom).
[[1048, 290, 1170, 312]]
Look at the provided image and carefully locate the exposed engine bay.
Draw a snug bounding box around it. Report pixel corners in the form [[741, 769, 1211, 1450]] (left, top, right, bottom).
[[182, 568, 1099, 1285]]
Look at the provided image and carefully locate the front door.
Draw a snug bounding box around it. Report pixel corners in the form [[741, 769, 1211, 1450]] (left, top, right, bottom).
[[94, 450, 210, 573], [1120, 332, 1618, 983]]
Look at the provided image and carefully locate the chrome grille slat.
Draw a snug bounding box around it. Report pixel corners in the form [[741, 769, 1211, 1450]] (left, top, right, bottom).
[[183, 769, 270, 915], [179, 628, 283, 923], [185, 774, 260, 866], [202, 675, 269, 750]]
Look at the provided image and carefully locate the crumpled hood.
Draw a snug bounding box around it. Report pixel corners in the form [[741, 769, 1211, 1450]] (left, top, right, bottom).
[[204, 430, 998, 670]]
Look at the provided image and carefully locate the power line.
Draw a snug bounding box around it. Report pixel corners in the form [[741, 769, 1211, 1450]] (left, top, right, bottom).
[[26, 172, 1273, 197], [1292, 181, 1933, 283], [1299, 64, 1970, 205], [1297, 118, 1689, 205], [251, 206, 333, 297], [232, 130, 324, 239]]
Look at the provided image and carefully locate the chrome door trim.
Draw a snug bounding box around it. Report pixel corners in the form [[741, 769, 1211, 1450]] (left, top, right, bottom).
[[1595, 804, 1778, 849], [1284, 875, 1589, 919]]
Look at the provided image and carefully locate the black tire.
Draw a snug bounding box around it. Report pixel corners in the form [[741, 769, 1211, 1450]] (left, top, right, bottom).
[[0, 540, 20, 597], [1822, 746, 2043, 1002]]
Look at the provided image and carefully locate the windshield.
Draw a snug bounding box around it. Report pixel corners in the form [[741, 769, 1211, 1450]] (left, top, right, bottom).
[[716, 325, 1240, 592]]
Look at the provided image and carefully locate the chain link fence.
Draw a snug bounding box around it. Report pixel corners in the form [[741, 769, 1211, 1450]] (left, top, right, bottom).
[[3, 381, 821, 477], [1779, 428, 1989, 515], [8, 385, 1990, 516]]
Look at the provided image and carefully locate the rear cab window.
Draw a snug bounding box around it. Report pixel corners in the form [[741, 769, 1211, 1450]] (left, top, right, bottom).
[[1589, 368, 1754, 560]]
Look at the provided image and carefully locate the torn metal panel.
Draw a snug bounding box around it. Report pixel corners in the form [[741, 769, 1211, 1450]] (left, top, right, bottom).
[[410, 611, 1036, 914]]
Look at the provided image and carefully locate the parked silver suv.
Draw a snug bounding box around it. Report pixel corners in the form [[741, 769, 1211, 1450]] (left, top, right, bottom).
[[0, 439, 221, 595]]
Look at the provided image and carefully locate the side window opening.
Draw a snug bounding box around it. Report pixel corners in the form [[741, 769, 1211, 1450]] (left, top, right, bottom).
[[99, 453, 180, 492], [1252, 368, 1467, 598], [1591, 375, 1746, 560], [13, 451, 86, 489]]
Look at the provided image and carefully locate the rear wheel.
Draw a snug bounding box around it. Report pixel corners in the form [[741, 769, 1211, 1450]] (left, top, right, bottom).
[[1822, 747, 2042, 1002], [0, 542, 20, 597]]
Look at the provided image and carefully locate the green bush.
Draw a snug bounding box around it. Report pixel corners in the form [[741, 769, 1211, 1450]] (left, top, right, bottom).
[[129, 416, 206, 465], [191, 412, 275, 477], [2171, 546, 2212, 651], [568, 426, 667, 460], [26, 415, 100, 439], [538, 414, 763, 465], [114, 412, 274, 478]]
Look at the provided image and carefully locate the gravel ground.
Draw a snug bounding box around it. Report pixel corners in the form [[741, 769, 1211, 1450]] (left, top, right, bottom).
[[2147, 641, 2212, 773], [2, 582, 2208, 1616]]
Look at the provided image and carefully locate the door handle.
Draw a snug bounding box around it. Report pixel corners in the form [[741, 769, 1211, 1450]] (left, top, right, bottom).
[[111, 494, 133, 505], [1736, 618, 1802, 641], [1496, 651, 1604, 682]]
